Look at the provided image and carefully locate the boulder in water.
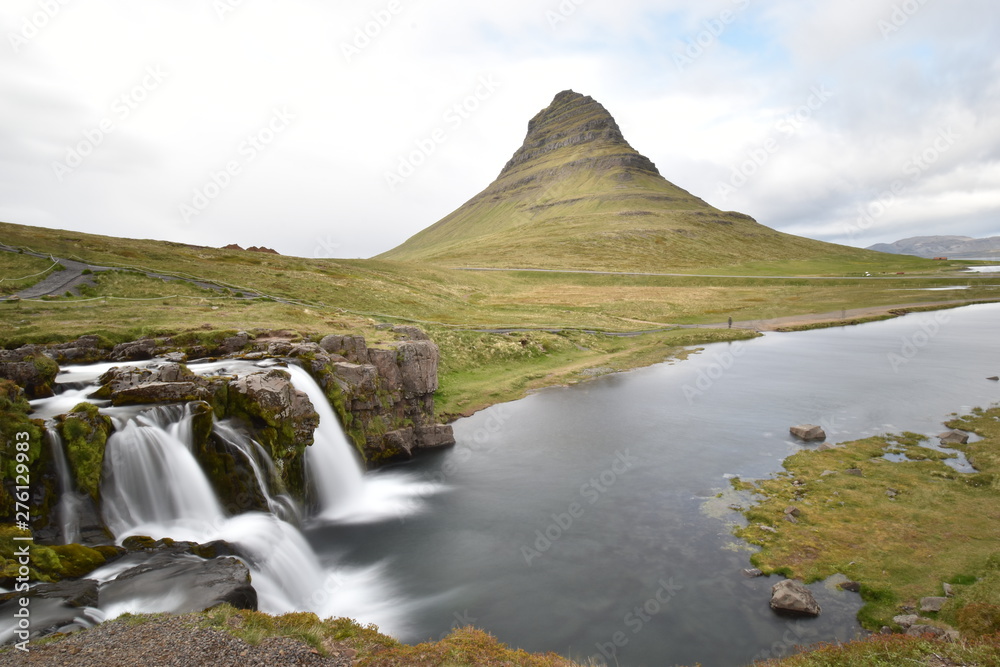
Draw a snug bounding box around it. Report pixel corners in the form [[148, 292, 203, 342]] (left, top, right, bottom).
[[939, 430, 970, 446], [770, 579, 821, 617], [790, 425, 826, 442]]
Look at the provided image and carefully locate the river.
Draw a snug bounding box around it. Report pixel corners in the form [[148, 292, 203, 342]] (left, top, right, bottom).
[[308, 302, 999, 666]]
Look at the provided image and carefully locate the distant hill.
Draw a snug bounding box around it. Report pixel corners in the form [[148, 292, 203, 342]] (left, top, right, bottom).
[[867, 236, 1000, 259], [377, 90, 884, 272]]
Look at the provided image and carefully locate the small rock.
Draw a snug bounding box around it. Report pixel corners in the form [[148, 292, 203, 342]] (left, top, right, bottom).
[[817, 443, 838, 452], [784, 506, 802, 517], [920, 596, 948, 613], [893, 614, 919, 629], [742, 568, 764, 578], [790, 424, 826, 441], [880, 626, 893, 635], [770, 579, 822, 617], [943, 582, 954, 597], [939, 430, 970, 446], [759, 525, 778, 534], [845, 468, 863, 477], [839, 581, 862, 593], [906, 624, 947, 638], [820, 470, 837, 476], [784, 514, 799, 524], [886, 488, 899, 499]]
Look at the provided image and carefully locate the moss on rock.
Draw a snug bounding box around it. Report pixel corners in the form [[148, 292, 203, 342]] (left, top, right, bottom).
[[58, 402, 113, 502], [0, 525, 112, 584], [0, 380, 54, 533]]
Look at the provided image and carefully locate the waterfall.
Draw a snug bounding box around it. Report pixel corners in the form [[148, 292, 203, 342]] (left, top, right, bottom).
[[5, 358, 428, 641], [212, 420, 302, 523], [101, 404, 227, 541], [282, 365, 365, 514], [46, 425, 83, 544]]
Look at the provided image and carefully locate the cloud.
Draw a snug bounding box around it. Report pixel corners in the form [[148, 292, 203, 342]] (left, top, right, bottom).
[[0, 0, 997, 259]]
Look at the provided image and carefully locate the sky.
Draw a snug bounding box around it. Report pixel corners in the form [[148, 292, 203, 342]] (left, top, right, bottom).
[[1, 0, 999, 260]]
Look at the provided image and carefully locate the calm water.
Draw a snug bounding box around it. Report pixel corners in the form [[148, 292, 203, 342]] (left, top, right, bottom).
[[309, 304, 1000, 667]]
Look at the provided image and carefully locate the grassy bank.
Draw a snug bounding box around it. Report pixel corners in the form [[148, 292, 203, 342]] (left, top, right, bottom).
[[3, 221, 999, 420], [733, 407, 1000, 635], [14, 605, 998, 666]]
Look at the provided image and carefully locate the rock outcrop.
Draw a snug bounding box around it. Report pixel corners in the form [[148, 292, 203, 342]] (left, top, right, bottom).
[[939, 430, 970, 446], [790, 425, 827, 442], [0, 348, 59, 398], [770, 579, 822, 617], [2, 327, 454, 524]]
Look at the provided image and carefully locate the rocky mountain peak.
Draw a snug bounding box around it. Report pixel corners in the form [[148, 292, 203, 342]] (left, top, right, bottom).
[[496, 89, 660, 181]]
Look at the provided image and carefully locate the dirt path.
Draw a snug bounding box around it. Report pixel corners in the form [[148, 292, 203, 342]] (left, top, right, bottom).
[[0, 245, 278, 302], [702, 299, 997, 332]]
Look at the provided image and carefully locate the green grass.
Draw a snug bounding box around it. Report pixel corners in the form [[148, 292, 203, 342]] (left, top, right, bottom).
[[435, 327, 757, 417], [194, 606, 589, 667], [756, 633, 1000, 666], [3, 220, 999, 419], [0, 251, 62, 295], [735, 408, 1000, 634]]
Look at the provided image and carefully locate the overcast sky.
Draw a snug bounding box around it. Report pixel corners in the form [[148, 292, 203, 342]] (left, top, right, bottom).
[[2, 0, 998, 259]]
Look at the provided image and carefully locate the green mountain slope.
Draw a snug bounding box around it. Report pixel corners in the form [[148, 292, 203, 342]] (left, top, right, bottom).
[[378, 90, 884, 272]]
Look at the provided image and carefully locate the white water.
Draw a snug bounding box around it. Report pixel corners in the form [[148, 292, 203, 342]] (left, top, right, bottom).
[[8, 357, 438, 639], [283, 364, 443, 524], [282, 365, 366, 512], [102, 404, 226, 541], [95, 399, 412, 634], [46, 426, 82, 544], [213, 420, 301, 523]]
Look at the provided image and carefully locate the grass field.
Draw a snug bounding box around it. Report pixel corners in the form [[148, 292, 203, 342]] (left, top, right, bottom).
[[0, 251, 62, 296], [2, 220, 999, 416], [734, 407, 1000, 635]]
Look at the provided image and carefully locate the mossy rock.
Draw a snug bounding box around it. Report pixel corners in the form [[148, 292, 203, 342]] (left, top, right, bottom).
[[58, 402, 113, 502], [0, 380, 55, 532], [0, 525, 112, 583], [189, 402, 269, 515]]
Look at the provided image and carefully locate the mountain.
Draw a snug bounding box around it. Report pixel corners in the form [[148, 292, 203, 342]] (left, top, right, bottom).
[[377, 90, 881, 271], [867, 236, 1000, 259]]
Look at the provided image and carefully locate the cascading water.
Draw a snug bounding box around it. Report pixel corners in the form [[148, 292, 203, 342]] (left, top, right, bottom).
[[45, 425, 82, 545], [212, 420, 301, 523], [283, 364, 443, 523], [94, 398, 412, 633], [101, 404, 226, 541], [5, 357, 433, 643], [281, 365, 365, 513]]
